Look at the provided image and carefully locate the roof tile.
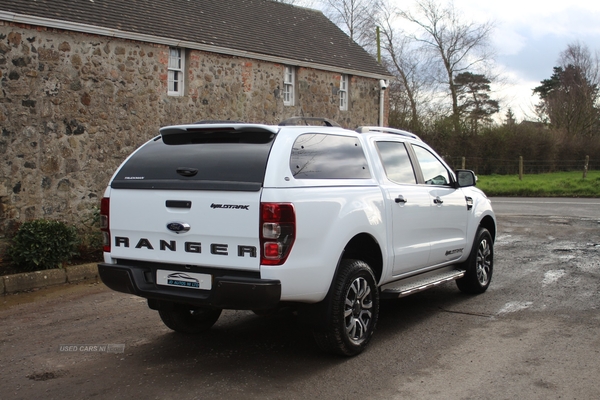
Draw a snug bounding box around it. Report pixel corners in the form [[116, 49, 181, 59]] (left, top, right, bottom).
[[0, 0, 390, 77]]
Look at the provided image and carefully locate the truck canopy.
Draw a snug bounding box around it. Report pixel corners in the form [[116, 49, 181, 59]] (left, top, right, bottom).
[[112, 125, 278, 191]]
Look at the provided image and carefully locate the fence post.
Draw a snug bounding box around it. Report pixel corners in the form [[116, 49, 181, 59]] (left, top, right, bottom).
[[519, 156, 523, 181], [583, 155, 589, 179], [461, 157, 466, 169]]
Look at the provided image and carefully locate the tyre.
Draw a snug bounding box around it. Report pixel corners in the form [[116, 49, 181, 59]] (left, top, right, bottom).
[[456, 227, 494, 294], [313, 259, 379, 356], [158, 305, 222, 334]]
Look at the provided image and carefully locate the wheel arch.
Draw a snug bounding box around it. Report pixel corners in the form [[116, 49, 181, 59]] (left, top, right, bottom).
[[295, 232, 383, 331], [480, 215, 496, 242], [341, 233, 383, 283]]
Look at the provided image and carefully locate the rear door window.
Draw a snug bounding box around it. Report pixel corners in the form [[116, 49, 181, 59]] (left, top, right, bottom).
[[290, 133, 371, 179], [375, 141, 417, 184]]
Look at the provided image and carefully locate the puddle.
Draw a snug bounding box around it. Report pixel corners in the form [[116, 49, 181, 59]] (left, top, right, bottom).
[[27, 371, 63, 381], [495, 234, 522, 246], [548, 218, 571, 225]]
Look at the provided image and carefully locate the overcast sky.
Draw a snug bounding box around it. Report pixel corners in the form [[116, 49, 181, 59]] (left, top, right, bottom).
[[302, 0, 600, 121], [453, 0, 600, 120]]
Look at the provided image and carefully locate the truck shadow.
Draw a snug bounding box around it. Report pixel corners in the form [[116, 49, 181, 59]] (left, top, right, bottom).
[[134, 282, 482, 370]]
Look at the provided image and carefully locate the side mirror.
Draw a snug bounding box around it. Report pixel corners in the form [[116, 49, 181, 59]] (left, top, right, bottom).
[[455, 170, 476, 188]]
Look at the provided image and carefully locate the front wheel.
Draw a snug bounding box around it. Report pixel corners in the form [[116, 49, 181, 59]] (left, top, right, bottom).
[[456, 227, 494, 294], [158, 305, 222, 334], [313, 259, 379, 356]]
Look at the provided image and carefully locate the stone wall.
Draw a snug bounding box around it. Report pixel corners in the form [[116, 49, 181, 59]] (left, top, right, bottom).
[[0, 22, 386, 243]]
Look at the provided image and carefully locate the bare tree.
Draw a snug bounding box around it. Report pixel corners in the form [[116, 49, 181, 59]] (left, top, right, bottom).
[[559, 41, 600, 85], [320, 0, 380, 49], [377, 1, 432, 133], [399, 0, 494, 134], [271, 0, 319, 7], [271, 0, 308, 4]]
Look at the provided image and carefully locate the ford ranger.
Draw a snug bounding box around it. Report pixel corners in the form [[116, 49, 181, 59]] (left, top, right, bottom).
[[98, 118, 496, 356]]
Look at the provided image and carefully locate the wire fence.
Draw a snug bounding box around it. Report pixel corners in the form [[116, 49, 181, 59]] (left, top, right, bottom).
[[445, 157, 598, 176]]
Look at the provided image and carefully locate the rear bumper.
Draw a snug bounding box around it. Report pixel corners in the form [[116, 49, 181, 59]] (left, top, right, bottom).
[[98, 263, 281, 310]]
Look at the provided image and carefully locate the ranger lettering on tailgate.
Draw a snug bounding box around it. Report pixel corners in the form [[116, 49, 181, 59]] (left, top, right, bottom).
[[114, 236, 257, 257]]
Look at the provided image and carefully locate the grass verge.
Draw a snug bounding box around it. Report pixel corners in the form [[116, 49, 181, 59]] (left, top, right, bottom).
[[476, 171, 600, 197]]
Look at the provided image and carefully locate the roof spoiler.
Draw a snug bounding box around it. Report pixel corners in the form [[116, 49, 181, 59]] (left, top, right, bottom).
[[159, 124, 278, 145]]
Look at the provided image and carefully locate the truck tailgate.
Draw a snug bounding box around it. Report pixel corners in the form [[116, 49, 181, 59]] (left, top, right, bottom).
[[108, 189, 261, 271]]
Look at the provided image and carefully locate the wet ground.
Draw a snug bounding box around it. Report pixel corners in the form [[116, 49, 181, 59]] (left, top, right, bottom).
[[1, 198, 599, 399]]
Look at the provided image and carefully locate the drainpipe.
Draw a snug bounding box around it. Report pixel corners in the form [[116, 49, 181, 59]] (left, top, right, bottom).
[[379, 79, 387, 127]]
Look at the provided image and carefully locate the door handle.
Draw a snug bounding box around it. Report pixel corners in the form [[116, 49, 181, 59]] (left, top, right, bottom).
[[395, 196, 407, 204], [433, 197, 443, 205]]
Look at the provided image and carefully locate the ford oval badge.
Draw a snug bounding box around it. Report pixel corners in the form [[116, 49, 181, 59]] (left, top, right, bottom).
[[167, 222, 190, 234]]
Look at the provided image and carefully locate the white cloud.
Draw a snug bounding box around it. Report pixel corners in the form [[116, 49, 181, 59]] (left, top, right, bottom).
[[492, 26, 527, 56], [305, 0, 600, 122], [452, 0, 600, 120]]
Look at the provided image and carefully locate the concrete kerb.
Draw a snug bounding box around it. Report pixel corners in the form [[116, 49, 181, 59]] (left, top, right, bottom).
[[66, 263, 100, 283], [1, 263, 99, 295]]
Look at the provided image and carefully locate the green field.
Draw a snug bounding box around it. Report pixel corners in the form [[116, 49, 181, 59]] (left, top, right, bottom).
[[476, 171, 600, 197]]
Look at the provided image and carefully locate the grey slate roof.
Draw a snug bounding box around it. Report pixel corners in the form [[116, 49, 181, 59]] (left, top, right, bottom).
[[0, 0, 391, 78]]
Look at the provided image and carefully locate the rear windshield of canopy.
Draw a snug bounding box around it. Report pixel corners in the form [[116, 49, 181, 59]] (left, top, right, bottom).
[[111, 129, 276, 191]]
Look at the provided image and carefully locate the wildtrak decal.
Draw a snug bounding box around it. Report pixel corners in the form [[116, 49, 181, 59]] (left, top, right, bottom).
[[445, 248, 464, 256], [210, 203, 250, 210]]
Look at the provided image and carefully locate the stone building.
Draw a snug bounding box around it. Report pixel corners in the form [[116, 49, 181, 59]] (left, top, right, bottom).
[[0, 0, 391, 244]]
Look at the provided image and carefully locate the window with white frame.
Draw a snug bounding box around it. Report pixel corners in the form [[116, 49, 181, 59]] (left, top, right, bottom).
[[283, 66, 295, 106], [339, 74, 349, 110], [168, 47, 184, 96]]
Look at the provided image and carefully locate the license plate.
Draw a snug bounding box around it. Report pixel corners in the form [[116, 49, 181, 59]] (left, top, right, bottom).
[[156, 270, 212, 290]]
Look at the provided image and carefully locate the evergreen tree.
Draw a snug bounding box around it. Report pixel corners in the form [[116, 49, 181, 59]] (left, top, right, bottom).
[[534, 65, 599, 136], [454, 72, 499, 134]]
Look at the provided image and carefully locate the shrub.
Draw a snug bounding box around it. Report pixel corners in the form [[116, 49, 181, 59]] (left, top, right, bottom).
[[6, 219, 79, 272], [75, 206, 103, 263]]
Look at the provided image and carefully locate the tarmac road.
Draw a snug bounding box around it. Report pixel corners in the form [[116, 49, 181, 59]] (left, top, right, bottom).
[[0, 198, 599, 399], [491, 197, 600, 219]]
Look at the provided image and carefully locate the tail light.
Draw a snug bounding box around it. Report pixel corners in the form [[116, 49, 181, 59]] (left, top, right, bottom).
[[260, 203, 295, 265], [100, 197, 111, 253]]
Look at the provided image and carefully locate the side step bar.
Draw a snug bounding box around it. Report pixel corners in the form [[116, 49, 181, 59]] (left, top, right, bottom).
[[380, 268, 465, 299]]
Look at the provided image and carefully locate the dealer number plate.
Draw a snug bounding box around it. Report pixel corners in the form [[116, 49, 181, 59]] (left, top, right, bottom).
[[156, 270, 212, 290]]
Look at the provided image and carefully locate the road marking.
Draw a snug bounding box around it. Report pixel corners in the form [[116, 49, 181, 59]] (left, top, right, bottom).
[[498, 301, 533, 314], [542, 270, 567, 286]]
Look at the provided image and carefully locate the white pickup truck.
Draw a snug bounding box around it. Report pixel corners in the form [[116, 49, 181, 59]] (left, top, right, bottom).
[[98, 118, 496, 356]]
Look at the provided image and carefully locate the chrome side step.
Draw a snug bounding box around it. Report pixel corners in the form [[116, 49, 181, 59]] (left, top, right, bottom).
[[380, 268, 465, 299]]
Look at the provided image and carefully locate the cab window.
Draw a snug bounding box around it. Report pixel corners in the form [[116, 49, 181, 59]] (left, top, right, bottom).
[[413, 145, 451, 186]]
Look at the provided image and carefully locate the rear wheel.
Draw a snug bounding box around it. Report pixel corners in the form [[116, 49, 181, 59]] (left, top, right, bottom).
[[456, 227, 494, 294], [158, 305, 222, 333], [313, 259, 379, 356]]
